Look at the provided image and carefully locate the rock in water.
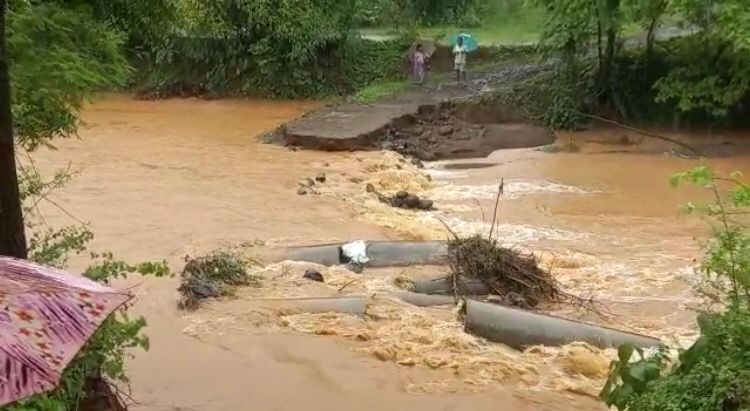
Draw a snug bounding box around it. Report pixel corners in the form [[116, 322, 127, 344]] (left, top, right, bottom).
[[303, 269, 325, 282], [404, 194, 420, 208], [297, 187, 308, 195], [365, 183, 376, 193], [315, 173, 327, 183], [300, 177, 315, 187], [395, 191, 409, 199], [417, 199, 434, 210], [439, 125, 454, 136], [391, 196, 405, 208]]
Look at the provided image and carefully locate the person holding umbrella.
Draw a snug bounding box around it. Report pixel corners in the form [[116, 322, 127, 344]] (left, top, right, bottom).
[[453, 36, 469, 83], [451, 34, 477, 84]]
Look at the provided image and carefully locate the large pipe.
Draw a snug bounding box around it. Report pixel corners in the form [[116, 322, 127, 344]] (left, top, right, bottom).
[[253, 296, 367, 315], [365, 241, 448, 267], [413, 276, 489, 295], [279, 244, 342, 266], [394, 292, 457, 307], [275, 241, 448, 267], [464, 300, 660, 349]]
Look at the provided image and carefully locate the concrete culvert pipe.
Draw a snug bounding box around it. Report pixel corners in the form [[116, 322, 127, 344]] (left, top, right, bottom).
[[259, 296, 367, 315], [365, 241, 448, 267], [394, 292, 457, 307], [278, 244, 342, 267], [276, 241, 448, 267], [464, 300, 660, 349], [413, 276, 489, 295]]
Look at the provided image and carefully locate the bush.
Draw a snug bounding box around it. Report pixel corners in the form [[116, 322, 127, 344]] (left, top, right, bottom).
[[178, 250, 262, 310], [628, 311, 750, 411]]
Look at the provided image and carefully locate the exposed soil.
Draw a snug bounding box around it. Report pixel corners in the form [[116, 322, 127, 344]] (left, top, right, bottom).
[[272, 61, 555, 160], [380, 101, 554, 161]]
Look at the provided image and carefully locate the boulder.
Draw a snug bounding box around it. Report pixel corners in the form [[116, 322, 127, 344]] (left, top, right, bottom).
[[404, 194, 420, 208], [417, 199, 434, 210], [439, 125, 454, 136], [315, 173, 327, 183], [303, 269, 325, 283]]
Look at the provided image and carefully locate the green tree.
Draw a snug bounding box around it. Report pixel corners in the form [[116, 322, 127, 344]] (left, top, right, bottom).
[[0, 0, 26, 258], [654, 0, 750, 118]]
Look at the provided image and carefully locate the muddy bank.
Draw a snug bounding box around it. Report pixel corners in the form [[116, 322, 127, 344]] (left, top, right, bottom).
[[276, 99, 554, 160], [382, 102, 554, 160]]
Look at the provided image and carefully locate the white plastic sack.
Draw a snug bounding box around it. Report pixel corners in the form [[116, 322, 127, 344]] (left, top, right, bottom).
[[341, 240, 369, 265]]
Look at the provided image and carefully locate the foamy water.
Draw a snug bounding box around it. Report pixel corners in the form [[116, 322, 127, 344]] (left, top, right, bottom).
[[418, 211, 591, 245], [33, 96, 750, 411], [428, 179, 592, 201]]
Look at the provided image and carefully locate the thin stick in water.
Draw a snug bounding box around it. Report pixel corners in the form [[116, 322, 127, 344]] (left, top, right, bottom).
[[488, 178, 504, 240]]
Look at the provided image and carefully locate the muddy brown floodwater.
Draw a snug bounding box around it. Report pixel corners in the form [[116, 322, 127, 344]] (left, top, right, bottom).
[[30, 94, 750, 411]]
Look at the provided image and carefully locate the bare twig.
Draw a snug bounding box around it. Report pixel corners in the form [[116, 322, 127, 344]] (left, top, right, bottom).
[[338, 279, 358, 293], [575, 111, 702, 156], [488, 179, 504, 240]]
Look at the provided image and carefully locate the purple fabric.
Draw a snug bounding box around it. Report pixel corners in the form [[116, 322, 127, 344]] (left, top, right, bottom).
[[412, 52, 426, 81], [0, 257, 130, 407]]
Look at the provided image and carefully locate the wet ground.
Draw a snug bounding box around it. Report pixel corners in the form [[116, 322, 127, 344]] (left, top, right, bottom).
[[30, 94, 750, 411]]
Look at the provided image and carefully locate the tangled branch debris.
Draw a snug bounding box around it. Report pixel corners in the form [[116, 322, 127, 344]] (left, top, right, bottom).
[[447, 236, 560, 309], [447, 236, 597, 311], [177, 250, 262, 310]]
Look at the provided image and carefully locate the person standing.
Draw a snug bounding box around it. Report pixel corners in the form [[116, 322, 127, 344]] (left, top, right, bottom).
[[411, 44, 427, 85], [453, 36, 468, 83]]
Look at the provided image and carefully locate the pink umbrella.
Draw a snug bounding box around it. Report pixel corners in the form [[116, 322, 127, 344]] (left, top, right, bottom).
[[0, 257, 131, 407]]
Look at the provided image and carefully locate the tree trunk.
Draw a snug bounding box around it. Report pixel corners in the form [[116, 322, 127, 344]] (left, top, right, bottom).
[[0, 0, 27, 259]]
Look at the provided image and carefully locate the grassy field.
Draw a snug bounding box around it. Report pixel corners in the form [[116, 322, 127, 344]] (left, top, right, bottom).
[[353, 80, 414, 103], [360, 3, 543, 45]]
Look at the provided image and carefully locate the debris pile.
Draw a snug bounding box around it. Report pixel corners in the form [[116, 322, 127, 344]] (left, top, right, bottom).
[[447, 235, 560, 309], [178, 250, 262, 310]]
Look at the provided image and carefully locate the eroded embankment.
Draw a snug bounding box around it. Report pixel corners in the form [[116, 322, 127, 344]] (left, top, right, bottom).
[[274, 99, 555, 161]]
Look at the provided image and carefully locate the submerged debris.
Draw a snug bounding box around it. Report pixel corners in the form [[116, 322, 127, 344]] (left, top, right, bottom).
[[369, 187, 435, 211], [303, 269, 325, 282], [178, 250, 262, 310]]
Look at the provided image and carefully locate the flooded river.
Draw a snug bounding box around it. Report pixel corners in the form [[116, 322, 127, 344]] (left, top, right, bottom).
[[31, 95, 750, 411]]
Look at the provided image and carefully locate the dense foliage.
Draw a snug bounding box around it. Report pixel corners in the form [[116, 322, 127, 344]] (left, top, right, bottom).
[[355, 0, 488, 26], [600, 167, 750, 411], [8, 1, 130, 151], [531, 0, 750, 129], [140, 0, 407, 98]]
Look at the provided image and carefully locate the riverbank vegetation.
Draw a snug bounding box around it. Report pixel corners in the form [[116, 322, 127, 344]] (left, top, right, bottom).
[[600, 167, 750, 411], [522, 0, 750, 130]]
